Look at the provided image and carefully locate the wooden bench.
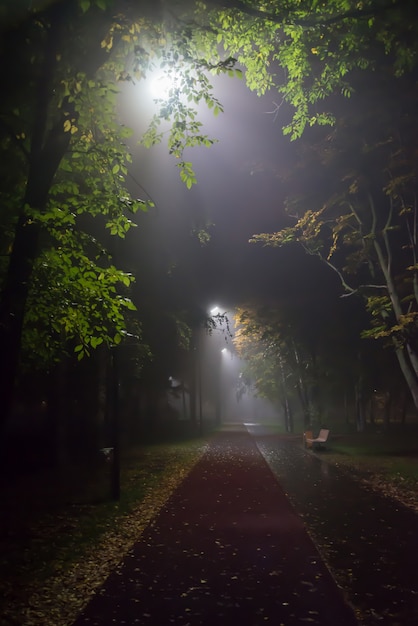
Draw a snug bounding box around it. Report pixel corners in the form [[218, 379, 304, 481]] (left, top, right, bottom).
[[304, 428, 330, 450]]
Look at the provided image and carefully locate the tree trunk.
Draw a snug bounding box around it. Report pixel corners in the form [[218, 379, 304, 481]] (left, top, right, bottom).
[[400, 389, 408, 425], [110, 348, 120, 501], [182, 383, 188, 420], [383, 393, 391, 431], [355, 378, 365, 432], [284, 396, 294, 433], [291, 343, 311, 427], [0, 153, 69, 429], [189, 334, 198, 426], [0, 2, 71, 430], [372, 236, 418, 408], [47, 359, 70, 468], [279, 356, 293, 432], [393, 344, 418, 411], [96, 346, 109, 449], [0, 4, 121, 432], [344, 388, 350, 426]]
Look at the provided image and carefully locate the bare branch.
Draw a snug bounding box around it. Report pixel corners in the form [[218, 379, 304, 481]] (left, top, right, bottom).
[[382, 195, 394, 277]]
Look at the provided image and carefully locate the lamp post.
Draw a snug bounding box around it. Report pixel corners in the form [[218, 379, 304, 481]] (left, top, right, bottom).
[[211, 306, 232, 427], [110, 346, 120, 501], [215, 347, 228, 426], [190, 326, 203, 434], [198, 338, 203, 435], [193, 305, 230, 434]]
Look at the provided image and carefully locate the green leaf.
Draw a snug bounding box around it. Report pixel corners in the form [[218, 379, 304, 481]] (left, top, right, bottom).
[[60, 161, 73, 172], [123, 299, 137, 311], [79, 0, 91, 14], [91, 336, 104, 348]]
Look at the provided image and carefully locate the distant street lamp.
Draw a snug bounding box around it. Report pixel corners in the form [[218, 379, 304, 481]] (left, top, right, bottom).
[[211, 307, 230, 427], [190, 325, 204, 435], [193, 305, 231, 433], [215, 347, 228, 426]]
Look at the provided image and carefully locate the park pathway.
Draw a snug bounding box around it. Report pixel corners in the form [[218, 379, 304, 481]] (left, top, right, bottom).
[[248, 423, 418, 626], [72, 424, 356, 626]]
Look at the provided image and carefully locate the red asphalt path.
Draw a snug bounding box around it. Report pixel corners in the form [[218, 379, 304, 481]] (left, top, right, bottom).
[[73, 426, 357, 626]]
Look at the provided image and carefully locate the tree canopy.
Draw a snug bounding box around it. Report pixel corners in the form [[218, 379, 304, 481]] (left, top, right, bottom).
[[2, 0, 418, 427], [251, 51, 418, 408], [194, 0, 417, 136]]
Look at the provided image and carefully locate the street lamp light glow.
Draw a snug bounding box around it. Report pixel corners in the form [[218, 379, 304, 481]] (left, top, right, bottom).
[[150, 72, 176, 99]]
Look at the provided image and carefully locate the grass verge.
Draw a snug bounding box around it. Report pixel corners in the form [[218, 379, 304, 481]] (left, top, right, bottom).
[[0, 435, 210, 626], [322, 430, 418, 511]]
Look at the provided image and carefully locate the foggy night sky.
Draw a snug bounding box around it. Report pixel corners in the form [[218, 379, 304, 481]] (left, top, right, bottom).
[[119, 71, 341, 312]]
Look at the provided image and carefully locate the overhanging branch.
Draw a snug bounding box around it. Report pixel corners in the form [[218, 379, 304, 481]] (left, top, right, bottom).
[[206, 0, 411, 28]]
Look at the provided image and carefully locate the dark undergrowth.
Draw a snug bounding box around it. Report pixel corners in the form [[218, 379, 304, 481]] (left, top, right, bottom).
[[0, 428, 210, 625]]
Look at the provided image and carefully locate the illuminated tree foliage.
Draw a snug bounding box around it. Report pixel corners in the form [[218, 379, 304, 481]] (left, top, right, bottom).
[[0, 1, 147, 422], [194, 0, 418, 137], [234, 303, 347, 430], [1, 0, 417, 427], [234, 306, 299, 431], [197, 0, 418, 411], [0, 0, 232, 424], [251, 71, 418, 409]]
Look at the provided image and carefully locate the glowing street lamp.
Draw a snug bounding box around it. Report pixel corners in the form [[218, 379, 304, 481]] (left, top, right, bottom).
[[150, 71, 177, 99]]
